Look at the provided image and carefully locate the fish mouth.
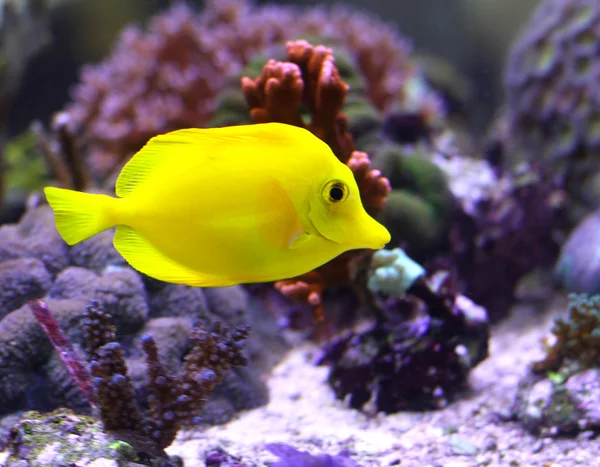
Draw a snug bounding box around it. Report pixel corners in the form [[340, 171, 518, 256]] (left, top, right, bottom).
[[306, 200, 390, 249], [354, 213, 391, 250]]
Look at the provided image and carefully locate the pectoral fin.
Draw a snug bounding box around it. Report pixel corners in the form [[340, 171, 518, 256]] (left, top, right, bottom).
[[287, 231, 313, 249], [256, 177, 306, 250]]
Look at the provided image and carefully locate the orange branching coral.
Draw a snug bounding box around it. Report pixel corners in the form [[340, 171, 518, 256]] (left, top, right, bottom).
[[347, 151, 389, 214], [206, 0, 421, 112], [60, 0, 435, 183], [242, 40, 390, 319]]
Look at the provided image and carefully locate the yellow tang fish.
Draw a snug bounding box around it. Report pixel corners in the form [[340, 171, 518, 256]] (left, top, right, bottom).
[[44, 123, 390, 287]]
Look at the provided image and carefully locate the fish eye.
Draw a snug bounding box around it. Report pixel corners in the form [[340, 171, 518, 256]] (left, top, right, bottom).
[[322, 180, 349, 204]]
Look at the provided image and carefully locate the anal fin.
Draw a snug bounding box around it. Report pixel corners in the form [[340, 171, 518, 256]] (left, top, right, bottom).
[[113, 226, 236, 287]]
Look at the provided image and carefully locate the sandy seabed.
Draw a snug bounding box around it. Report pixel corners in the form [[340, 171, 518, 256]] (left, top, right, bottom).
[[1, 294, 596, 467], [165, 294, 597, 467]]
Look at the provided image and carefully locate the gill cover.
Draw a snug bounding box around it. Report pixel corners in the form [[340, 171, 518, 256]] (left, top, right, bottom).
[[308, 178, 355, 244]]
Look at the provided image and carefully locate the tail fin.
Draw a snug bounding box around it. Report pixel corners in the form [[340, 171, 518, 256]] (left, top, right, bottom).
[[44, 187, 117, 245]]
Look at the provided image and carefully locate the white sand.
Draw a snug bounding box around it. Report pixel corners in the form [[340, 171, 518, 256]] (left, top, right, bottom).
[[3, 294, 596, 466], [166, 294, 597, 467]]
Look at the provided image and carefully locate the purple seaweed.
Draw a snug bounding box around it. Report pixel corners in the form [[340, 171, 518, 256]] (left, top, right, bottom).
[[28, 299, 96, 407]]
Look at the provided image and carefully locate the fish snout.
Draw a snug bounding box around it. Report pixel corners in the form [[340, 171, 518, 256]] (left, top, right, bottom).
[[354, 213, 391, 250]]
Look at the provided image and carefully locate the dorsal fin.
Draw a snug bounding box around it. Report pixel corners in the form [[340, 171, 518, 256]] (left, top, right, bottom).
[[115, 123, 323, 197], [116, 129, 204, 197]]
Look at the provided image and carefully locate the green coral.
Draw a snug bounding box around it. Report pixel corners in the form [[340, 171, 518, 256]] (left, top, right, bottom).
[[534, 293, 600, 373], [367, 248, 425, 297], [553, 294, 600, 369], [357, 128, 455, 254], [0, 128, 49, 220], [6, 408, 181, 466], [368, 144, 454, 254], [4, 130, 47, 195]]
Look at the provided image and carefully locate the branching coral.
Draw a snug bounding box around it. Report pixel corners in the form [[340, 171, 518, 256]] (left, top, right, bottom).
[[241, 39, 390, 321], [35, 299, 250, 457], [512, 293, 600, 437], [58, 0, 441, 182], [213, 45, 455, 260], [32, 115, 90, 192], [0, 204, 286, 446], [533, 293, 600, 373], [318, 248, 489, 412], [448, 162, 565, 321], [63, 3, 230, 181]]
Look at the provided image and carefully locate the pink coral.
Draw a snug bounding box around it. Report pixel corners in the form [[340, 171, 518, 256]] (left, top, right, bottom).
[[65, 4, 230, 179], [60, 0, 437, 182]]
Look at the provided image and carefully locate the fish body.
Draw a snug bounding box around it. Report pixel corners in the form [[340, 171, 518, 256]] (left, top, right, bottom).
[[44, 123, 390, 287]]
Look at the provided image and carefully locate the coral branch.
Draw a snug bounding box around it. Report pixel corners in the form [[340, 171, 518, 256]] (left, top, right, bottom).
[[532, 293, 600, 373], [57, 1, 441, 183], [52, 113, 89, 192], [90, 343, 142, 433], [242, 40, 390, 320], [83, 301, 141, 432], [241, 60, 304, 126], [347, 151, 391, 214], [80, 301, 250, 454], [31, 122, 73, 190], [31, 113, 90, 192], [140, 334, 179, 448]]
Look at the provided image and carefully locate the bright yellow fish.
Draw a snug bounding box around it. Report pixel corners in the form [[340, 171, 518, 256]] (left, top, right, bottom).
[[44, 123, 390, 287]]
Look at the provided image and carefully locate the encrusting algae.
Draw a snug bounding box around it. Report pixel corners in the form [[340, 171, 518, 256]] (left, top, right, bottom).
[[44, 122, 390, 287]]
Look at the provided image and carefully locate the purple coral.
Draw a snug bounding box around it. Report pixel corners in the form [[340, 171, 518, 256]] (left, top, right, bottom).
[[449, 163, 566, 321], [84, 301, 250, 453], [65, 3, 230, 180], [317, 261, 489, 413], [501, 0, 600, 219], [59, 0, 435, 181], [31, 299, 250, 457]]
